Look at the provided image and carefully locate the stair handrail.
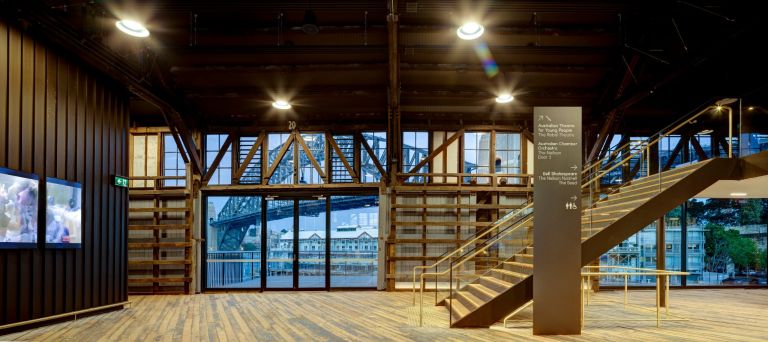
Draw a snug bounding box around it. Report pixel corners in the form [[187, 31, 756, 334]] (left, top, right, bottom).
[[581, 138, 647, 178], [581, 100, 730, 190], [418, 211, 534, 326], [446, 227, 534, 326], [411, 202, 533, 304], [581, 96, 723, 179]]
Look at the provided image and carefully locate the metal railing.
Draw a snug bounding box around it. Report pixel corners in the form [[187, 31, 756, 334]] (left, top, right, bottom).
[[446, 212, 534, 326], [411, 202, 533, 305], [581, 266, 690, 328], [581, 99, 736, 239], [581, 100, 734, 191], [417, 208, 534, 326], [207, 251, 261, 288], [397, 172, 533, 187]]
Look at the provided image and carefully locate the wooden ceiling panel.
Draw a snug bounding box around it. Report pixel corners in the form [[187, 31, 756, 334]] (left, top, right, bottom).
[[38, 0, 756, 129]]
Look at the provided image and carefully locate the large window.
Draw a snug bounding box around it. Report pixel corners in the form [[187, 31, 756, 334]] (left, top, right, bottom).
[[298, 198, 326, 288], [237, 136, 262, 184], [162, 134, 186, 187], [742, 133, 768, 157], [687, 198, 767, 286], [266, 199, 294, 288], [206, 196, 262, 289], [659, 134, 683, 169], [463, 132, 490, 183], [601, 199, 767, 287], [267, 133, 294, 185], [205, 134, 232, 185], [402, 131, 428, 182], [298, 133, 325, 184], [361, 131, 387, 183], [599, 207, 684, 286], [495, 132, 522, 183], [331, 195, 379, 288], [204, 194, 380, 290], [330, 135, 355, 183]]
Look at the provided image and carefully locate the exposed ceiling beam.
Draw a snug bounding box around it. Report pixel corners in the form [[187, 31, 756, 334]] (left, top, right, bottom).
[[401, 45, 616, 56], [386, 0, 401, 183], [400, 63, 610, 73], [170, 63, 388, 73], [123, 0, 387, 12], [167, 45, 387, 55], [169, 63, 609, 74], [396, 1, 630, 13]]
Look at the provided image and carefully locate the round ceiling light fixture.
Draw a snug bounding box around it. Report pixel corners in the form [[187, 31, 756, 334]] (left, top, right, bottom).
[[457, 22, 485, 40], [495, 93, 514, 104], [272, 100, 292, 110], [115, 20, 150, 38], [302, 10, 320, 35]]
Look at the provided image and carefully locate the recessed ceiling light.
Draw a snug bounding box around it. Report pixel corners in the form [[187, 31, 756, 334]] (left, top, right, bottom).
[[272, 100, 292, 110], [495, 93, 514, 103], [457, 22, 484, 40], [698, 129, 713, 135], [747, 106, 755, 111], [115, 20, 150, 38], [730, 192, 747, 197]]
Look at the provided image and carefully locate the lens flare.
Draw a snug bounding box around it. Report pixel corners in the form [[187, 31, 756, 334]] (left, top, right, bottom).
[[473, 42, 499, 78]]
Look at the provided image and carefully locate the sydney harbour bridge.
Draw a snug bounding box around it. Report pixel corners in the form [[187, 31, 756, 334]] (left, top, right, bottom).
[[209, 133, 478, 251]]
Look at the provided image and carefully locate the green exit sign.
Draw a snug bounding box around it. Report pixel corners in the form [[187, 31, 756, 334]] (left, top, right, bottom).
[[112, 175, 129, 188]]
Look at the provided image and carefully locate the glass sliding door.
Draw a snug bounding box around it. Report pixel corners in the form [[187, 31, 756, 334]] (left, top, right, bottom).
[[205, 193, 381, 290], [267, 199, 294, 288], [298, 199, 328, 288], [330, 195, 379, 288], [205, 196, 262, 289]]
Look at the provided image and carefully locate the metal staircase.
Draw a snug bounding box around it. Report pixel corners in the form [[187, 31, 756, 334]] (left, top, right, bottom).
[[441, 159, 727, 327], [415, 100, 768, 328]]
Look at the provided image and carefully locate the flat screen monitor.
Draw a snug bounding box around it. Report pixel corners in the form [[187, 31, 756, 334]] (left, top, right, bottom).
[[0, 167, 40, 248], [45, 178, 82, 248]]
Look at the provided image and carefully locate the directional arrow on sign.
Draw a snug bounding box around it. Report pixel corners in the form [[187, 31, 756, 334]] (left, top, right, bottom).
[[570, 165, 578, 171], [570, 196, 578, 201]]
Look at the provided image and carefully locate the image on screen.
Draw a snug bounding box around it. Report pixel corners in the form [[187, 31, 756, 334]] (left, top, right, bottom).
[[0, 167, 40, 248], [45, 178, 82, 247]]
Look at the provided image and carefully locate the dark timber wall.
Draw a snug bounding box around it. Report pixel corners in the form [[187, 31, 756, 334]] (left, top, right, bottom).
[[0, 19, 128, 327]]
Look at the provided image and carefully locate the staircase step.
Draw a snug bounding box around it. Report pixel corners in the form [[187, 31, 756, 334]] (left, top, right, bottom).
[[445, 298, 470, 321], [613, 164, 700, 189], [593, 190, 657, 207], [581, 219, 613, 228], [588, 165, 701, 207], [584, 198, 647, 215], [614, 171, 692, 193], [455, 290, 485, 310], [581, 215, 621, 224], [514, 253, 534, 262], [616, 177, 680, 195], [490, 268, 529, 283], [478, 276, 513, 293], [503, 261, 533, 274], [466, 283, 501, 302]]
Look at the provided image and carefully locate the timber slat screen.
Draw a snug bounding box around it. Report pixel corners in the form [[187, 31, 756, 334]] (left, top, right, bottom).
[[127, 129, 193, 295], [386, 189, 530, 290], [0, 20, 129, 328]]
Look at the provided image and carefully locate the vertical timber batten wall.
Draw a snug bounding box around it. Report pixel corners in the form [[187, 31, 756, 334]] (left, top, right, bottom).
[[0, 20, 129, 327]]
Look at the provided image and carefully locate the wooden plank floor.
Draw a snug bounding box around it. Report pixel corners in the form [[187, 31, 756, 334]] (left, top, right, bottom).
[[1, 289, 766, 341]]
